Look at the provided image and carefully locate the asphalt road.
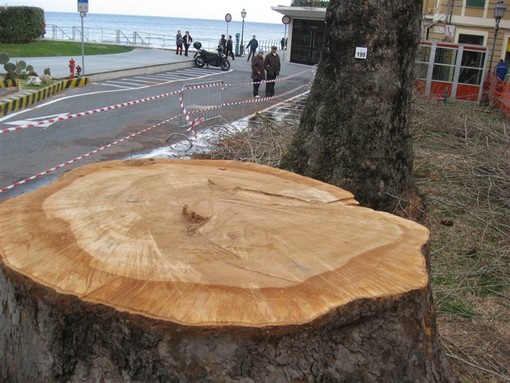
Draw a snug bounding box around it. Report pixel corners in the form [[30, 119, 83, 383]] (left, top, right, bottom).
[[0, 59, 314, 201]]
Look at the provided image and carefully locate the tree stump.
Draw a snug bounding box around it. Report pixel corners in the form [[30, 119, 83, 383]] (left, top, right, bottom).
[[0, 159, 452, 382]]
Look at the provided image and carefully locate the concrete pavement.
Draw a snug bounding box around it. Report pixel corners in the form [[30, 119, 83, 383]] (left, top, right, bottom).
[[8, 47, 195, 80], [0, 48, 195, 117]]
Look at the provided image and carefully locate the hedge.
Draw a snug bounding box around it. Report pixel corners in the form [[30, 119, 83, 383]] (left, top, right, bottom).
[[0, 6, 45, 44]]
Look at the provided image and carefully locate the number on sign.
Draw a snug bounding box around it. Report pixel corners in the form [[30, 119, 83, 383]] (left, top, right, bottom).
[[355, 47, 368, 60]]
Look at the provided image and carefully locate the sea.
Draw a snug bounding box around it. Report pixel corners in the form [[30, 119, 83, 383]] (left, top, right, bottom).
[[44, 12, 286, 51]]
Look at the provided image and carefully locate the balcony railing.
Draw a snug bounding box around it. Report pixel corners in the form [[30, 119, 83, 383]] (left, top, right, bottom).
[[291, 0, 329, 7]]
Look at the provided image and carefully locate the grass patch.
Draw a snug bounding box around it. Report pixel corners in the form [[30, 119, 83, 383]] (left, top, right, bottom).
[[477, 272, 507, 297], [0, 40, 134, 57], [438, 297, 477, 318]]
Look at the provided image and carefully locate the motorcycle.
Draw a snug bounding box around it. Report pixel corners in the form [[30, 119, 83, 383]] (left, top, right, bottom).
[[193, 42, 231, 71]]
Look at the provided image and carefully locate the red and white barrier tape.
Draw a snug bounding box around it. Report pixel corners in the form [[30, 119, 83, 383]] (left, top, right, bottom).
[[0, 113, 181, 193], [178, 90, 202, 138], [0, 89, 181, 134]]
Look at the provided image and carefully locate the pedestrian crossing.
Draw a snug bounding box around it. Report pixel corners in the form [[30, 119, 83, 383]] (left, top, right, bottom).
[[97, 68, 229, 89]]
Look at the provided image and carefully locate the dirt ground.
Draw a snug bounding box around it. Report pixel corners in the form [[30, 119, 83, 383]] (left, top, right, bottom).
[[412, 98, 510, 383], [197, 95, 510, 382]]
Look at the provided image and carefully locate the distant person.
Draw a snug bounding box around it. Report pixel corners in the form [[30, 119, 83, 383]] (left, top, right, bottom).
[[281, 37, 285, 50], [251, 49, 265, 98], [226, 35, 234, 60], [176, 30, 183, 55], [183, 31, 193, 57], [218, 34, 227, 53], [495, 59, 508, 81], [246, 35, 258, 62], [264, 45, 281, 97]]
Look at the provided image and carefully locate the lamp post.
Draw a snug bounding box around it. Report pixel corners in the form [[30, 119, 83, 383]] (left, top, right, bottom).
[[241, 8, 247, 57], [488, 1, 507, 77]]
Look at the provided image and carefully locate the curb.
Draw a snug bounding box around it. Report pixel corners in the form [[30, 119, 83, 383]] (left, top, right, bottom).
[[0, 77, 89, 118], [0, 79, 18, 88], [84, 60, 194, 82]]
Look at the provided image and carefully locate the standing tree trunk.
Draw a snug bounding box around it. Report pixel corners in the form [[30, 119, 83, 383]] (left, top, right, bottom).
[[0, 159, 454, 382], [281, 0, 421, 212]]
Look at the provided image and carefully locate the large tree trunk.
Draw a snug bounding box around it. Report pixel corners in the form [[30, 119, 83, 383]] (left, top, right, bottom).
[[0, 159, 453, 382], [281, 0, 422, 212]]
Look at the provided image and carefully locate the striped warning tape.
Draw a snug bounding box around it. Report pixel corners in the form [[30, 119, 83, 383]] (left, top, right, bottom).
[[0, 89, 182, 134], [0, 113, 182, 193], [178, 91, 203, 131], [0, 69, 312, 135]]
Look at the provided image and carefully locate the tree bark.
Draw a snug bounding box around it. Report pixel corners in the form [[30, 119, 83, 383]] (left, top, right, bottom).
[[281, 0, 422, 212], [0, 159, 453, 382]]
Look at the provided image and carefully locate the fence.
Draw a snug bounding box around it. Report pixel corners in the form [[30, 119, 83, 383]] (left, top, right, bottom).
[[45, 24, 281, 53], [179, 81, 224, 129]]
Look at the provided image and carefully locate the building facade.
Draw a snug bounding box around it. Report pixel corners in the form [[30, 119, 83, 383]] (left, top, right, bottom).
[[273, 0, 508, 68], [273, 0, 507, 102], [272, 1, 327, 65], [423, 0, 508, 65]]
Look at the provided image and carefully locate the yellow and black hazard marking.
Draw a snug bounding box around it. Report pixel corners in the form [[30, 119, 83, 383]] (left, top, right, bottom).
[[0, 77, 90, 117], [0, 79, 18, 88]]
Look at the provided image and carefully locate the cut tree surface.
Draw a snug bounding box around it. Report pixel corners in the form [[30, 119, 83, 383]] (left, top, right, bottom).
[[0, 159, 429, 327]]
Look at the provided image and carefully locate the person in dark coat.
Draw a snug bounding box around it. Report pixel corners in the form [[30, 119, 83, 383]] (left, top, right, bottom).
[[263, 45, 281, 97], [218, 34, 227, 53], [183, 31, 193, 57], [246, 35, 258, 61], [226, 35, 234, 60], [251, 49, 266, 98], [176, 30, 183, 55]]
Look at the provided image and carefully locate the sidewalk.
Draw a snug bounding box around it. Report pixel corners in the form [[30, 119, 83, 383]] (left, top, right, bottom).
[[8, 48, 194, 80], [0, 48, 195, 117]]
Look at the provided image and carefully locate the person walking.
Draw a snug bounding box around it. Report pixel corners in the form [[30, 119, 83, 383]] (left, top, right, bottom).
[[264, 45, 281, 97], [226, 35, 235, 60], [251, 49, 265, 98], [175, 30, 183, 55], [246, 35, 258, 62], [495, 59, 508, 81], [218, 34, 227, 53], [183, 31, 193, 57]]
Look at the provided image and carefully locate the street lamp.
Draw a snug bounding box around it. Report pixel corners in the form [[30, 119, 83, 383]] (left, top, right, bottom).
[[488, 1, 507, 77], [241, 9, 247, 56]]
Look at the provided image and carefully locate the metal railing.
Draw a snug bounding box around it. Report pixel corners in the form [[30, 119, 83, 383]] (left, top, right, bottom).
[[45, 24, 282, 53], [48, 24, 72, 40]]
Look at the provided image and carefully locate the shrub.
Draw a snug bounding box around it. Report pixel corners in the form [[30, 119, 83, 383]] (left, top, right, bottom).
[[0, 6, 45, 43], [3, 60, 37, 80]]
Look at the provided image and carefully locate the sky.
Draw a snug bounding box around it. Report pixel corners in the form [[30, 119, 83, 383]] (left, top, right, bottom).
[[1, 0, 291, 24]]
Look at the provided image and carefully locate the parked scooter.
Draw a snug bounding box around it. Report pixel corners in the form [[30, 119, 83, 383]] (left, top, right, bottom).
[[193, 42, 231, 71]]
